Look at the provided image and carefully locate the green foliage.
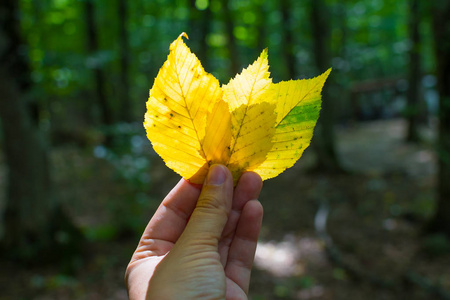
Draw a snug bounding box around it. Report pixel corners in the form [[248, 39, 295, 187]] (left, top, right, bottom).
[[16, 0, 437, 133], [30, 274, 78, 290], [9, 0, 442, 263], [90, 123, 160, 238], [83, 224, 118, 242], [422, 233, 450, 256]]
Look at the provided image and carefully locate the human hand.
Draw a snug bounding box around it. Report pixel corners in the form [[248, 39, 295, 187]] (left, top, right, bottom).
[[125, 164, 263, 300]]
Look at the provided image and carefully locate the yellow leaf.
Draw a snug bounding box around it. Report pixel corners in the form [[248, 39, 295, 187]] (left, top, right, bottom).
[[227, 102, 276, 183], [202, 99, 232, 168], [144, 33, 223, 182], [144, 33, 331, 184], [223, 50, 276, 183], [252, 69, 332, 180], [223, 49, 272, 110]]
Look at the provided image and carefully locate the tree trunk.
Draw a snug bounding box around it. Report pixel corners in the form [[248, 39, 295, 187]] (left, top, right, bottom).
[[198, 7, 211, 71], [337, 1, 348, 59], [221, 0, 240, 76], [406, 0, 422, 142], [280, 0, 296, 79], [118, 0, 132, 122], [0, 0, 51, 254], [255, 3, 266, 52], [188, 0, 211, 70], [0, 0, 83, 263], [85, 0, 113, 128], [430, 1, 450, 236], [0, 71, 52, 257], [309, 0, 342, 172]]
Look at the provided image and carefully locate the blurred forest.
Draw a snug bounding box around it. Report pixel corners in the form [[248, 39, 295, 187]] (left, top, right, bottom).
[[1, 0, 450, 299]]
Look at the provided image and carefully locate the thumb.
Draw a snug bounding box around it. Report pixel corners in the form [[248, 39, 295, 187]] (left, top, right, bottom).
[[180, 164, 233, 248]]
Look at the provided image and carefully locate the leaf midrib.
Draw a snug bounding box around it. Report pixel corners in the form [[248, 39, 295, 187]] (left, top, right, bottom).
[[172, 51, 207, 160], [226, 57, 267, 166]]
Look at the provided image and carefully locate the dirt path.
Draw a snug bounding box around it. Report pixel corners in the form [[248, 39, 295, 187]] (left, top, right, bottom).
[[248, 119, 448, 299]]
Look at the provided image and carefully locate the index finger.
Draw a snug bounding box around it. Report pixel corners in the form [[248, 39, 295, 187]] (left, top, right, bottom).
[[140, 178, 201, 245]]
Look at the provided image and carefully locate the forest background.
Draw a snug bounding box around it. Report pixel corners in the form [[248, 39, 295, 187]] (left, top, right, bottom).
[[1, 0, 450, 299]]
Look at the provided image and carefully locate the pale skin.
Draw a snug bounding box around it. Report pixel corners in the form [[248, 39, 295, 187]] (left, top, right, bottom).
[[125, 164, 264, 300]]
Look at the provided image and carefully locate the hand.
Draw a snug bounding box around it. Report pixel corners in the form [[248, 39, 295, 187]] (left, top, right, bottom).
[[125, 164, 263, 299]]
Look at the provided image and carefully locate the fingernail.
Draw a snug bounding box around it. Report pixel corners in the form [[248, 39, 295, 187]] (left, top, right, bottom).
[[206, 164, 226, 185]]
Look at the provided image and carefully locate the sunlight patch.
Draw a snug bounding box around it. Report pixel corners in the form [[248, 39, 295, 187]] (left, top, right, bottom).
[[254, 235, 327, 277]]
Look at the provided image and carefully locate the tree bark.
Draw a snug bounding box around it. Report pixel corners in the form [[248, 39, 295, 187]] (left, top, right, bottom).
[[255, 3, 266, 52], [406, 0, 422, 142], [0, 0, 50, 258], [309, 0, 341, 172], [188, 0, 211, 70], [85, 0, 113, 128], [221, 0, 240, 76], [118, 0, 132, 122], [430, 0, 450, 236], [280, 0, 296, 79], [0, 0, 83, 263], [0, 71, 52, 255]]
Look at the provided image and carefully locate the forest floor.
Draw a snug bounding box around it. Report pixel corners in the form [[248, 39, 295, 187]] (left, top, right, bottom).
[[1, 118, 450, 300]]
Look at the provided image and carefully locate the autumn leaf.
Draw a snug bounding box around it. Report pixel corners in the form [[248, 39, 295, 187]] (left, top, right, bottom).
[[223, 50, 276, 181], [144, 33, 331, 184], [252, 69, 332, 180], [144, 32, 223, 182]]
